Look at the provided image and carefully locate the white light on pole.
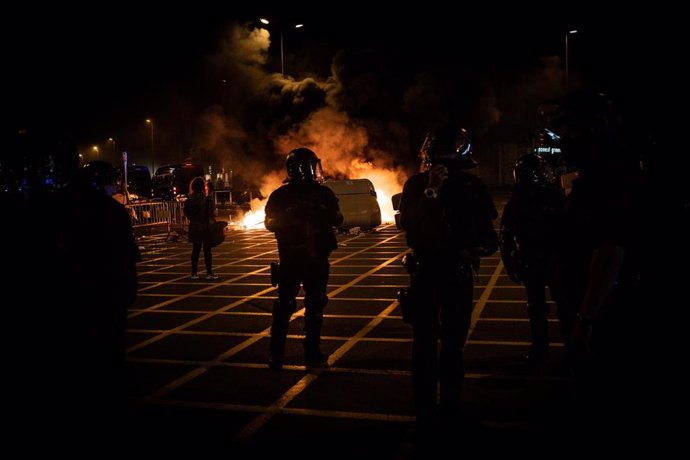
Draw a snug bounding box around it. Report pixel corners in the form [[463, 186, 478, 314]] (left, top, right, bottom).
[[565, 29, 578, 93], [259, 18, 304, 78], [145, 119, 154, 173]]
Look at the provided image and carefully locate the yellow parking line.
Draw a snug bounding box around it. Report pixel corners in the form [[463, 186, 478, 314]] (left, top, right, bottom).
[[234, 244, 410, 439], [131, 357, 567, 383], [234, 373, 321, 439], [468, 261, 504, 337], [140, 233, 407, 401], [128, 266, 275, 319], [467, 339, 564, 347], [234, 300, 402, 440], [328, 302, 399, 362], [137, 239, 273, 274], [478, 318, 561, 323], [133, 232, 365, 314], [126, 285, 277, 353], [281, 407, 414, 423]]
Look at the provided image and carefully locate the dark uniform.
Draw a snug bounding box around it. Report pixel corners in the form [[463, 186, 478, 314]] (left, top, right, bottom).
[[551, 175, 640, 406], [499, 153, 565, 362], [48, 161, 140, 446], [543, 90, 643, 440], [5, 132, 139, 452], [399, 126, 498, 431], [264, 148, 343, 369]]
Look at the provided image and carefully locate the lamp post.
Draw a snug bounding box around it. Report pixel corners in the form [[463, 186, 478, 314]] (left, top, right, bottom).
[[259, 18, 303, 78], [565, 29, 578, 93], [92, 145, 99, 160], [145, 118, 154, 173], [108, 137, 116, 160]]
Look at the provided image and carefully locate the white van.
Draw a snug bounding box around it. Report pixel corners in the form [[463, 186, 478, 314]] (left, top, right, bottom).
[[323, 179, 382, 231]]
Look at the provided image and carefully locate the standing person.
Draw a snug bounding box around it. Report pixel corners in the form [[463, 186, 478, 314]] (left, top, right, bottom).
[[399, 125, 498, 435], [6, 130, 139, 453], [499, 153, 565, 363], [184, 176, 218, 280], [54, 160, 141, 398], [542, 90, 643, 438], [264, 148, 343, 370], [49, 160, 140, 449]]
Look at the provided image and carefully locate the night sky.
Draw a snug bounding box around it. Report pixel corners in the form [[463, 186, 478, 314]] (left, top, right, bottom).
[[8, 4, 670, 175]]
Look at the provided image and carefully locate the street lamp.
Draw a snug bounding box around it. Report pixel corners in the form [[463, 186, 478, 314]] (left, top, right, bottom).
[[108, 137, 116, 159], [92, 145, 99, 160], [565, 29, 578, 93], [259, 18, 303, 77], [145, 118, 154, 173]]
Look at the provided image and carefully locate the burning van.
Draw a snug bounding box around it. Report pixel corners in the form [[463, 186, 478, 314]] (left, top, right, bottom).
[[323, 178, 382, 231]]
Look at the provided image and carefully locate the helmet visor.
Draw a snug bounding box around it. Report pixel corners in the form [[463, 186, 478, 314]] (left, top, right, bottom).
[[289, 158, 323, 182]]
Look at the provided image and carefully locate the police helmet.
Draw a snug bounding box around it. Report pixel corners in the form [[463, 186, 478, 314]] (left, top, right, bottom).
[[539, 90, 629, 172], [513, 153, 556, 187], [286, 148, 323, 182], [420, 124, 476, 170]]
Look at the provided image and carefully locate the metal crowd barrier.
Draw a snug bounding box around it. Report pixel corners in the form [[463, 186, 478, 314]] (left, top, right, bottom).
[[166, 201, 188, 241], [126, 201, 188, 241], [213, 190, 232, 206]]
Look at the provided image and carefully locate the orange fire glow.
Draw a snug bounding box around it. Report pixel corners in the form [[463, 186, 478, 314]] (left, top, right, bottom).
[[236, 163, 404, 228], [235, 171, 283, 229], [237, 199, 266, 229], [349, 159, 404, 223]]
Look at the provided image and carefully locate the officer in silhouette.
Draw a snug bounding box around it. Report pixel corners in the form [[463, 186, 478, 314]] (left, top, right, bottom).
[[264, 148, 343, 370]]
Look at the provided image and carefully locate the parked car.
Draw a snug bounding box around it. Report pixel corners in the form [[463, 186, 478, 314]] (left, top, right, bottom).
[[323, 178, 382, 231], [152, 163, 204, 200]]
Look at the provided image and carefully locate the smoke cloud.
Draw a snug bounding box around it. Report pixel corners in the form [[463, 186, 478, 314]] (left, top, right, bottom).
[[402, 71, 502, 137], [200, 23, 412, 199], [197, 22, 544, 201]]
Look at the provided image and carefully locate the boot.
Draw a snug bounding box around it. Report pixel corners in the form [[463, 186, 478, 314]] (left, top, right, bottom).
[[304, 305, 328, 366], [269, 299, 293, 370]]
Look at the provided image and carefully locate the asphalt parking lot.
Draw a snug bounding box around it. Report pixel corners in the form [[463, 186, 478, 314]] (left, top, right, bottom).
[[126, 198, 573, 456]]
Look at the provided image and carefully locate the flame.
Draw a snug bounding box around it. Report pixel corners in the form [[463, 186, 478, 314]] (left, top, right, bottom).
[[349, 160, 405, 223], [235, 163, 405, 228], [236, 171, 284, 229], [236, 197, 267, 229]]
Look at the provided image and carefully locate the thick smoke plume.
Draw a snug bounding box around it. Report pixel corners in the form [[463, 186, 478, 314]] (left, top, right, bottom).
[[197, 22, 553, 204], [200, 23, 409, 203]]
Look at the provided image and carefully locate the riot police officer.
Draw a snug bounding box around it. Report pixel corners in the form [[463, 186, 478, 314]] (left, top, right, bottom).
[[41, 158, 139, 448], [264, 148, 343, 370], [53, 160, 141, 413], [542, 90, 643, 438], [499, 153, 565, 363], [399, 125, 498, 433]]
